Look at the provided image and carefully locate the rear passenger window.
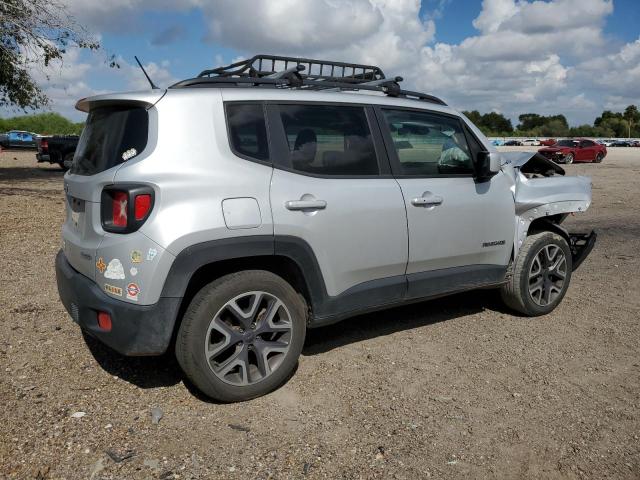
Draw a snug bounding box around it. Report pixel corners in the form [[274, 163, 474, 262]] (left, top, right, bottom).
[[382, 109, 474, 176], [226, 103, 269, 161], [278, 104, 379, 176]]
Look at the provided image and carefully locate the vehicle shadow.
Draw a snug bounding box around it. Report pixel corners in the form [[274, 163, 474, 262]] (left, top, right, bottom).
[[82, 332, 183, 389], [81, 289, 511, 397], [303, 288, 508, 356], [0, 165, 65, 183]]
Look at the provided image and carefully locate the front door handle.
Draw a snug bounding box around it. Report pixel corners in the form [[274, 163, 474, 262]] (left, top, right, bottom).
[[285, 199, 327, 211], [411, 193, 443, 207]]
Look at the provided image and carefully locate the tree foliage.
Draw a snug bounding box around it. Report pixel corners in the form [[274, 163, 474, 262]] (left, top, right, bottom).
[[0, 112, 83, 134], [462, 110, 513, 136], [0, 0, 115, 110], [466, 105, 640, 138]]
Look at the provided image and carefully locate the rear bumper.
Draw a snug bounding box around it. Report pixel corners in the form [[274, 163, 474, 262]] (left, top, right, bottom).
[[36, 153, 50, 163], [55, 250, 181, 356], [569, 231, 597, 271]]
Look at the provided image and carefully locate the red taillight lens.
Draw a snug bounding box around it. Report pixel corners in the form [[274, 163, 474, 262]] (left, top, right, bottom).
[[41, 139, 48, 149], [111, 191, 128, 227], [97, 311, 112, 332], [134, 194, 152, 221], [102, 185, 153, 233]]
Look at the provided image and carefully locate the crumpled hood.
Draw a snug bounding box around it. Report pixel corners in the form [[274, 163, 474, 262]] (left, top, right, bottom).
[[500, 151, 565, 175], [499, 150, 591, 215]]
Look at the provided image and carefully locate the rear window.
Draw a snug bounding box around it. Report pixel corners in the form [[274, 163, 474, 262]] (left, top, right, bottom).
[[71, 106, 149, 176], [278, 104, 379, 176]]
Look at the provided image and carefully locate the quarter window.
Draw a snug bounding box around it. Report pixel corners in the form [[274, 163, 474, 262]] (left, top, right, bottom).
[[278, 104, 379, 176], [226, 103, 269, 161], [382, 109, 474, 176]]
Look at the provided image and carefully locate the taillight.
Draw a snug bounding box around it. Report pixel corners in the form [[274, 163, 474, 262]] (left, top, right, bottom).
[[134, 194, 152, 221], [101, 185, 154, 233], [40, 139, 48, 151], [112, 191, 128, 227]]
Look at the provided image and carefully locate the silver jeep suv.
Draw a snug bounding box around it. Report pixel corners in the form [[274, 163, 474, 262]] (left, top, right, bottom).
[[56, 55, 596, 402]]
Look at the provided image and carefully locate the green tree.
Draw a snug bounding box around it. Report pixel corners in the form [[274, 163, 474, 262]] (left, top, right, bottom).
[[1, 0, 116, 110], [462, 110, 483, 126], [0, 112, 83, 134], [623, 105, 639, 138], [594, 110, 623, 127], [481, 112, 513, 134], [517, 113, 544, 131], [462, 110, 513, 135]]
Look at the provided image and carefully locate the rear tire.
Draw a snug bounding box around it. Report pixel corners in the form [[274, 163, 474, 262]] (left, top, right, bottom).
[[501, 231, 572, 316], [176, 270, 307, 402]]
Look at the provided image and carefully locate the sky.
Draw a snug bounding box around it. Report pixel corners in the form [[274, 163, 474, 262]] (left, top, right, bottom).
[[5, 0, 640, 126]]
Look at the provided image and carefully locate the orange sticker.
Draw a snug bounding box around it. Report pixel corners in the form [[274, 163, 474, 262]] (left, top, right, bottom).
[[96, 257, 107, 274]]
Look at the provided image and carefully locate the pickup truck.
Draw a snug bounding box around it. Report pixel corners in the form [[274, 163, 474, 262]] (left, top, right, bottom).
[[36, 135, 79, 170]]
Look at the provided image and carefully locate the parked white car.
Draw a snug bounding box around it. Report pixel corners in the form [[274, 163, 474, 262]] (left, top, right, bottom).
[[522, 139, 541, 146]]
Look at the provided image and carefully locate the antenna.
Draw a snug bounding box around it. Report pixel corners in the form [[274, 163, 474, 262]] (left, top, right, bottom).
[[134, 56, 159, 89]]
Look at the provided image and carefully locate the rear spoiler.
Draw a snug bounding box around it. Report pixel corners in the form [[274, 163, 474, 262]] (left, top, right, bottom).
[[75, 90, 166, 113]]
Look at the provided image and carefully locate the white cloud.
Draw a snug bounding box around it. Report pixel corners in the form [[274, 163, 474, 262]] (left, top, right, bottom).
[[199, 0, 384, 53], [184, 0, 619, 124], [5, 0, 635, 126]]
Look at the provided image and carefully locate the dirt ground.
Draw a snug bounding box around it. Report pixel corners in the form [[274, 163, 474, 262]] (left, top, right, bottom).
[[1, 147, 639, 479]]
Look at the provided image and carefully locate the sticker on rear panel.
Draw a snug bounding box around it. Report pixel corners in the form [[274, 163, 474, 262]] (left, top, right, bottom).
[[104, 259, 125, 280], [96, 257, 107, 274], [126, 283, 140, 301], [104, 284, 123, 296], [122, 148, 137, 161], [130, 267, 138, 276], [147, 248, 157, 261], [131, 250, 143, 264]]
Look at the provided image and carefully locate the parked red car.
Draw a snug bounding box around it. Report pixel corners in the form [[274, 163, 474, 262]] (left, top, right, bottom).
[[539, 138, 557, 146], [538, 138, 606, 164]]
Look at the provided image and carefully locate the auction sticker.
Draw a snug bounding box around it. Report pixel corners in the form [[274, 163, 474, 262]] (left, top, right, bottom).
[[104, 284, 123, 296], [126, 283, 140, 301]]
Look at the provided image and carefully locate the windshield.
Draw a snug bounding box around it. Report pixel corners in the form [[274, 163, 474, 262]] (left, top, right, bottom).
[[70, 106, 148, 176], [556, 140, 578, 147]]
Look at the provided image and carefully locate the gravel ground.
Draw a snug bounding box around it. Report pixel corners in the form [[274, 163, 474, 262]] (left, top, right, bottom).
[[1, 147, 639, 479]]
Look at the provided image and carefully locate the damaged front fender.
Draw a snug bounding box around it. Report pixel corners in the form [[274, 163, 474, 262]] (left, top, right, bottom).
[[500, 151, 594, 265]]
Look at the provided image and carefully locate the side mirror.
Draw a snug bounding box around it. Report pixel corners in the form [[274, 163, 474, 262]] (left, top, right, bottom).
[[475, 151, 500, 181]]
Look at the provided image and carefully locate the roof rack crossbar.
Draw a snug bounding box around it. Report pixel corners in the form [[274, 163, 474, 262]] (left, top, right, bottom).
[[180, 55, 446, 106], [170, 75, 447, 106]]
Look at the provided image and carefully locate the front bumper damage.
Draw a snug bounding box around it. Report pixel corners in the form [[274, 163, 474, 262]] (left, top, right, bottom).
[[569, 231, 597, 271]]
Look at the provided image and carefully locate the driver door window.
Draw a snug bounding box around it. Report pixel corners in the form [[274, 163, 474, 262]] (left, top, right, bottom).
[[381, 109, 474, 176]]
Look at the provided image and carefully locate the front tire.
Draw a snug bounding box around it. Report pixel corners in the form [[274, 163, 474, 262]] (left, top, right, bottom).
[[595, 153, 604, 163], [176, 270, 307, 402], [501, 231, 572, 316], [564, 153, 574, 164]]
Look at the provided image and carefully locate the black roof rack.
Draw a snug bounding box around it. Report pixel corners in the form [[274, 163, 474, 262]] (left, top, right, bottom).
[[170, 54, 446, 106], [198, 54, 385, 83]]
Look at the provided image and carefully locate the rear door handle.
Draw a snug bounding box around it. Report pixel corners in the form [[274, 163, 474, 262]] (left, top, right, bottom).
[[411, 193, 443, 207], [285, 199, 327, 211]]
